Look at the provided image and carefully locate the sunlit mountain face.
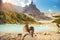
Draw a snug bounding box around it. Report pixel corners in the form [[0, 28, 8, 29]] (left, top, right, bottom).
[[2, 0, 32, 7]]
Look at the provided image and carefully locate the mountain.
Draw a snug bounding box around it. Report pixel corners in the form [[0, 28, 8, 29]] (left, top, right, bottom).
[[23, 1, 52, 21], [2, 2, 52, 21]]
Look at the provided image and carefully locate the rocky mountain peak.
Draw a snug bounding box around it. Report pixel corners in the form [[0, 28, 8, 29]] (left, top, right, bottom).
[[24, 1, 41, 14], [24, 1, 52, 21]]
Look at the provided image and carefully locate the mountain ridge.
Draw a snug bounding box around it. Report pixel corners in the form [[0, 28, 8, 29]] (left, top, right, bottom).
[[3, 2, 24, 12], [2, 2, 52, 21]]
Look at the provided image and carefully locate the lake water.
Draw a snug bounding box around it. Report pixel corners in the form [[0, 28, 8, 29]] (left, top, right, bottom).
[[0, 24, 58, 33]]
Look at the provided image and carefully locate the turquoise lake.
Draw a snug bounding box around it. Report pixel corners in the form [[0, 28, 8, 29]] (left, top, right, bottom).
[[0, 24, 58, 33]]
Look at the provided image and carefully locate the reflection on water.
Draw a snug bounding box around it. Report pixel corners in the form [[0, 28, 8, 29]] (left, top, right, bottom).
[[0, 24, 58, 33]]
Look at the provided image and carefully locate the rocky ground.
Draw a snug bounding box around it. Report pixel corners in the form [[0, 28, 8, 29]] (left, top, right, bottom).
[[0, 32, 60, 40]]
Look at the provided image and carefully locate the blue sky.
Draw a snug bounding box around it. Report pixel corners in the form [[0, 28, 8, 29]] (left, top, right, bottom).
[[33, 0, 60, 12], [3, 0, 60, 12]]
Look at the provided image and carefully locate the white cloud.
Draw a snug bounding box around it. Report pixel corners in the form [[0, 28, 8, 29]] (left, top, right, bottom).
[[48, 9, 52, 13], [48, 9, 52, 12], [26, 0, 32, 5], [3, 0, 32, 7]]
